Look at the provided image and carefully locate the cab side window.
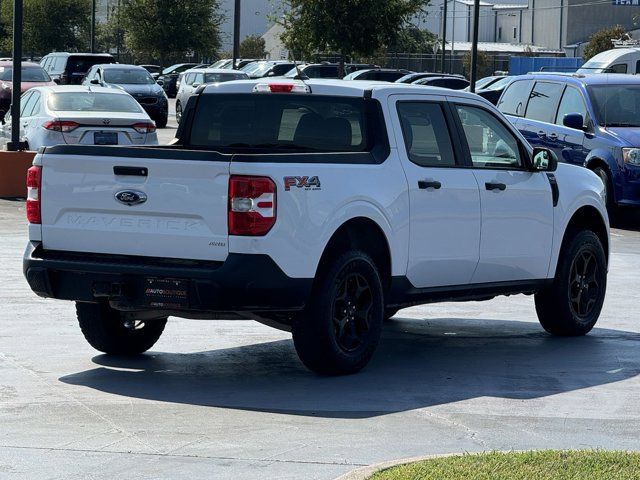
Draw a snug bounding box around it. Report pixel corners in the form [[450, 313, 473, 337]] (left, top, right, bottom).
[[555, 87, 589, 128], [455, 105, 522, 169], [610, 63, 627, 74], [496, 79, 533, 117], [524, 82, 564, 123], [397, 102, 456, 167]]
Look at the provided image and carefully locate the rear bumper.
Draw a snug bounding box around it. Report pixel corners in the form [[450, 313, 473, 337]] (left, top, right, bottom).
[[23, 242, 312, 313]]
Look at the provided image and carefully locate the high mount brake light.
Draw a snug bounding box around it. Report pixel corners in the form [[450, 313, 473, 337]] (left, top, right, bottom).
[[43, 120, 79, 132], [228, 175, 276, 236], [26, 166, 42, 224], [253, 83, 311, 94]]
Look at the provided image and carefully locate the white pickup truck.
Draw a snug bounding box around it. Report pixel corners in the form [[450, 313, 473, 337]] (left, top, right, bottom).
[[24, 79, 609, 375]]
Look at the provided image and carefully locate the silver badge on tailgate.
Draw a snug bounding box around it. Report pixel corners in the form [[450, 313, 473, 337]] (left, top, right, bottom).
[[115, 190, 147, 206]]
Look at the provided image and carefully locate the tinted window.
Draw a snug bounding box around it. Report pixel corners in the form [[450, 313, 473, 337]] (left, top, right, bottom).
[[588, 84, 640, 127], [525, 81, 564, 123], [48, 92, 143, 113], [0, 67, 50, 82], [190, 94, 374, 152], [428, 78, 470, 90], [397, 102, 456, 167], [66, 56, 113, 74], [555, 87, 588, 127], [636, 61, 640, 74], [372, 71, 406, 82], [610, 63, 627, 74], [496, 79, 533, 116], [271, 64, 294, 76], [456, 105, 522, 168], [203, 72, 248, 83]]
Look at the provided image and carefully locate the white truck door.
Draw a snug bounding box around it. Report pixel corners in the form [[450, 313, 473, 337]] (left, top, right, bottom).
[[450, 100, 554, 283], [389, 95, 481, 288]]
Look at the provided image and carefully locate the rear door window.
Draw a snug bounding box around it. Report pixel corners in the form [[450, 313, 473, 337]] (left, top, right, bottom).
[[189, 94, 378, 152], [524, 81, 564, 123], [555, 86, 588, 127], [496, 79, 533, 117]]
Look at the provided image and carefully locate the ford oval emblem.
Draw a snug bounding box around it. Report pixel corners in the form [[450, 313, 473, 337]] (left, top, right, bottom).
[[115, 190, 147, 206]]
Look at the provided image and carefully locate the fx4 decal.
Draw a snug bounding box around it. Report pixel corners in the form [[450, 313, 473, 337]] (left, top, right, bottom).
[[284, 176, 322, 191]]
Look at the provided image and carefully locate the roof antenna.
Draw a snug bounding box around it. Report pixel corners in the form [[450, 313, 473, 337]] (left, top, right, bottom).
[[289, 42, 311, 92]]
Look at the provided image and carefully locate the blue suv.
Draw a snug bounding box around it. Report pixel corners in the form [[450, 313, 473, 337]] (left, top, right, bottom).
[[497, 73, 640, 210]]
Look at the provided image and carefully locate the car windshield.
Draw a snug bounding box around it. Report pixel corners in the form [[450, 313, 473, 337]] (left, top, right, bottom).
[[189, 93, 373, 153], [0, 67, 51, 82], [588, 84, 640, 127], [48, 92, 143, 113], [103, 68, 155, 85], [203, 72, 248, 83]]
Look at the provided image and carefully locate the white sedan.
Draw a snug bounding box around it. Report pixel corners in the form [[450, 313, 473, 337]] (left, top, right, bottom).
[[3, 85, 158, 150]]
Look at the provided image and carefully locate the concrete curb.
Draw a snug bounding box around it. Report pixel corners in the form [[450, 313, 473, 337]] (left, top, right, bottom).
[[334, 452, 471, 480]]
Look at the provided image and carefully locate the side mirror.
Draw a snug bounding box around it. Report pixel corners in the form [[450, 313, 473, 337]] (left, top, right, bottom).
[[563, 112, 585, 131], [156, 80, 164, 86], [532, 147, 558, 172], [90, 78, 100, 85]]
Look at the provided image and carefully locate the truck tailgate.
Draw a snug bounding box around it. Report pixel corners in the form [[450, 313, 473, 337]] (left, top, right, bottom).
[[39, 150, 230, 262]]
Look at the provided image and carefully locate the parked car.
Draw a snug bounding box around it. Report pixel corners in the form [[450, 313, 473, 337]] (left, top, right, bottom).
[[157, 63, 199, 97], [474, 76, 512, 105], [497, 72, 640, 211], [39, 52, 115, 85], [140, 64, 162, 78], [23, 79, 609, 375], [241, 60, 296, 78], [83, 64, 169, 128], [471, 75, 508, 90], [577, 47, 640, 75], [175, 68, 249, 123], [2, 86, 158, 149], [396, 72, 466, 84], [343, 68, 412, 82], [413, 76, 470, 90], [284, 63, 379, 79], [0, 61, 56, 119]]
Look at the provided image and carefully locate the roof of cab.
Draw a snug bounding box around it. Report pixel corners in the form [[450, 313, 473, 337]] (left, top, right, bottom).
[[201, 78, 485, 101], [519, 72, 640, 86], [583, 47, 640, 63]]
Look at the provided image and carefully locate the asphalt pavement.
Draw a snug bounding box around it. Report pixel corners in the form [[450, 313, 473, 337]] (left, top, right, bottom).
[[1, 126, 640, 478]]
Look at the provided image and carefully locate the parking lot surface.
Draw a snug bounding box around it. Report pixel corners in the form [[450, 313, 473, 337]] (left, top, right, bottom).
[[2, 201, 640, 478]]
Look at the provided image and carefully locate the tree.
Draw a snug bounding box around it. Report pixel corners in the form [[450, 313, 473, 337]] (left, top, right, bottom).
[[462, 50, 490, 79], [121, 0, 223, 67], [0, 0, 91, 57], [583, 25, 630, 61], [276, 0, 430, 73], [387, 26, 436, 54], [240, 35, 267, 58]]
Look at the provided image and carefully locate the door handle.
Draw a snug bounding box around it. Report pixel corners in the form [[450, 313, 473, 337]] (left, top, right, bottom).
[[418, 180, 442, 190], [548, 132, 558, 141], [114, 166, 148, 176], [485, 182, 507, 191], [537, 130, 547, 138]]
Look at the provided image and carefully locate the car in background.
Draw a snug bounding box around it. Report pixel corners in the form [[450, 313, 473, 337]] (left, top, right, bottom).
[[343, 68, 413, 82], [0, 61, 56, 119], [413, 75, 470, 90], [40, 52, 115, 85], [82, 64, 169, 128], [471, 75, 507, 90], [140, 64, 162, 78], [395, 72, 466, 84], [2, 85, 158, 149], [283, 63, 379, 79], [175, 68, 249, 124], [497, 72, 640, 211], [577, 47, 640, 74], [474, 76, 512, 105], [157, 63, 199, 97], [241, 60, 296, 78]]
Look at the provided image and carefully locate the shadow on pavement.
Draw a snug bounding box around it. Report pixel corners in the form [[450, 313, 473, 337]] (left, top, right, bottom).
[[59, 318, 640, 418]]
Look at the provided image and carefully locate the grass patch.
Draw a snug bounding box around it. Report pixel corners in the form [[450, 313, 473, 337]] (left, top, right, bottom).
[[371, 450, 640, 480]]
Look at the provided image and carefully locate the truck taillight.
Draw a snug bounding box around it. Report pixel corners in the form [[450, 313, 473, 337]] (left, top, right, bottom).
[[228, 175, 276, 236], [26, 166, 42, 224]]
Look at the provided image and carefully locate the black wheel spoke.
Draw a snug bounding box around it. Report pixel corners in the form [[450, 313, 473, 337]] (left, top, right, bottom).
[[568, 248, 601, 320], [332, 271, 373, 352]]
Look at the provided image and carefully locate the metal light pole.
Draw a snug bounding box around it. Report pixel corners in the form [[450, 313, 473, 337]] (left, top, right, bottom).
[[441, 0, 448, 74], [232, 0, 241, 69], [469, 0, 481, 92], [90, 0, 96, 53], [7, 0, 25, 151]]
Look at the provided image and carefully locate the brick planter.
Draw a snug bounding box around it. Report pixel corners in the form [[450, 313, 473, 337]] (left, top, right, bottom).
[[0, 151, 36, 198]]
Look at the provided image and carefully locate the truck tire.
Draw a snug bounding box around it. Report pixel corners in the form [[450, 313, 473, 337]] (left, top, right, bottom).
[[292, 250, 384, 375], [535, 230, 606, 336], [76, 302, 167, 355]]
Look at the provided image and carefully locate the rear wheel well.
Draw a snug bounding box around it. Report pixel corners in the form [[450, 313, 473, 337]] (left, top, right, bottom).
[[563, 206, 609, 264], [316, 218, 392, 293]]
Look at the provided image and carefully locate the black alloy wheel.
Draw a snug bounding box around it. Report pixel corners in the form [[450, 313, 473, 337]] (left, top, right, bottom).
[[333, 272, 374, 352]]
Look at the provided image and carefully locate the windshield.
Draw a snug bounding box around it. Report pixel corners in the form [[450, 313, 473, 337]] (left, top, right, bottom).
[[475, 76, 499, 89], [203, 72, 248, 83], [103, 68, 155, 84], [48, 92, 143, 113], [189, 94, 373, 152], [588, 84, 640, 127], [486, 77, 510, 90], [0, 67, 51, 82]]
